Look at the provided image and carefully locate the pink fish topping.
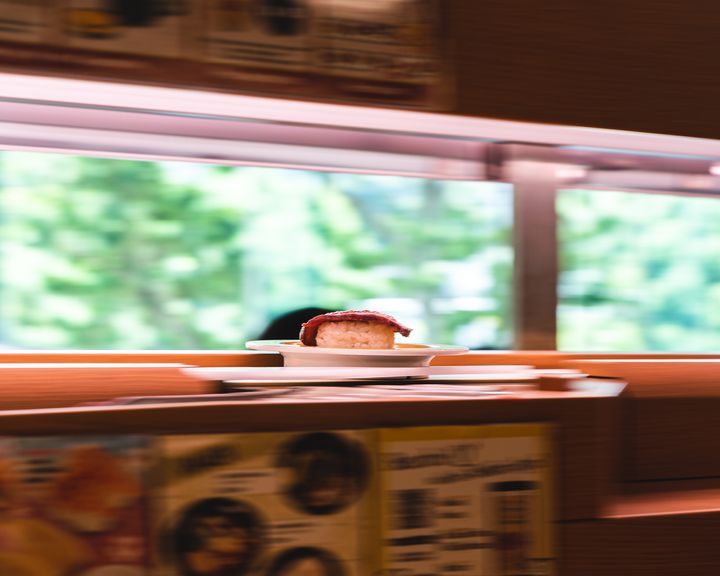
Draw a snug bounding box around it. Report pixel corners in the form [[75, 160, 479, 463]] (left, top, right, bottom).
[[299, 310, 412, 346]]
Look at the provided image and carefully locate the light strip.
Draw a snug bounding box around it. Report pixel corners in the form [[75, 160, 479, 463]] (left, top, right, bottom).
[[0, 121, 483, 179], [1, 72, 719, 157]]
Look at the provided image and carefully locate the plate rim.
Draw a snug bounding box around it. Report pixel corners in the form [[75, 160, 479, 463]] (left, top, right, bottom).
[[182, 365, 534, 383], [245, 339, 469, 356]]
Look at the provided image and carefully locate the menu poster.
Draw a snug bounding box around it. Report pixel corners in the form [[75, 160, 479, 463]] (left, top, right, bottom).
[[153, 430, 376, 576], [484, 426, 555, 576], [0, 0, 51, 43], [0, 435, 151, 576], [315, 0, 442, 107], [202, 0, 318, 93], [64, 0, 184, 57], [379, 424, 554, 576], [0, 0, 447, 110]]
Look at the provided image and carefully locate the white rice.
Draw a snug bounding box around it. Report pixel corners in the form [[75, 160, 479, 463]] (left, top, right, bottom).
[[315, 320, 395, 349]]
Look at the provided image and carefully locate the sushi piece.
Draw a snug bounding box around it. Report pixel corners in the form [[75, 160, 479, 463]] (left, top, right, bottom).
[[299, 310, 412, 349]]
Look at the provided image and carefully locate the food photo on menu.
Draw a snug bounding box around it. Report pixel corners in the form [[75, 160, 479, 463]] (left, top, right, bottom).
[[274, 431, 370, 517], [170, 496, 267, 576], [0, 435, 150, 576], [153, 430, 375, 576], [265, 546, 346, 576]]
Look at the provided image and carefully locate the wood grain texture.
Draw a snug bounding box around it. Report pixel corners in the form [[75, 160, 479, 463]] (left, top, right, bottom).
[[434, 352, 720, 368], [0, 350, 694, 411], [630, 398, 720, 480], [0, 350, 711, 370], [561, 511, 720, 576], [562, 359, 720, 481], [0, 381, 623, 521], [0, 350, 282, 367], [608, 478, 720, 518], [560, 359, 720, 395], [0, 365, 212, 410], [1, 2, 719, 140], [449, 0, 720, 139]]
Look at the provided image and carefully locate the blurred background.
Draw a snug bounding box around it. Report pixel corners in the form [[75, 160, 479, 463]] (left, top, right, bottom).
[[2, 148, 720, 352], [0, 153, 512, 350], [0, 0, 719, 353]]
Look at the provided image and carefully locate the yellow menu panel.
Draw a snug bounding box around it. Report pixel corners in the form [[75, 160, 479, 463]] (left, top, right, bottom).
[[152, 430, 377, 576], [379, 424, 555, 576]]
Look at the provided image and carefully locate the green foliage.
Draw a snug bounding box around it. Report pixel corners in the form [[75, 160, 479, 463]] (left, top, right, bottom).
[[559, 189, 720, 351], [0, 153, 512, 349]]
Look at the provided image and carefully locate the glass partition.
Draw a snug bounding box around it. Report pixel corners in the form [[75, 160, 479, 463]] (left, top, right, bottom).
[[3, 73, 720, 351], [558, 188, 720, 351], [0, 152, 512, 350]]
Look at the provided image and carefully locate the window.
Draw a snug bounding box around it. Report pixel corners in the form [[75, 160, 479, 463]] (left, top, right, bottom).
[[5, 73, 720, 353], [0, 152, 512, 350], [559, 188, 720, 351]]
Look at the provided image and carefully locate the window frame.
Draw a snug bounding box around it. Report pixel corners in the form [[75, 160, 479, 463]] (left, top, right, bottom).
[[2, 73, 720, 353]]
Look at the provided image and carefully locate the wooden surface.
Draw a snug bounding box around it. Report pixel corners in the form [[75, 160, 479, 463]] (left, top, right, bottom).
[[562, 359, 720, 481], [0, 350, 282, 367], [0, 364, 213, 410], [0, 349, 706, 412], [449, 0, 720, 139], [2, 353, 720, 572], [608, 478, 720, 518], [561, 511, 720, 576], [0, 350, 712, 367], [0, 353, 716, 485], [1, 2, 718, 140], [0, 379, 623, 522]]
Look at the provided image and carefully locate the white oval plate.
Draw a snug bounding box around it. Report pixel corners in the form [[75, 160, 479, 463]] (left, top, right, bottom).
[[184, 365, 534, 383], [245, 339, 469, 368]]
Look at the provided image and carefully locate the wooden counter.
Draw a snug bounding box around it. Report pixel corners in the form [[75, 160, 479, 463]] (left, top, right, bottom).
[[1, 353, 719, 574], [0, 378, 623, 525]]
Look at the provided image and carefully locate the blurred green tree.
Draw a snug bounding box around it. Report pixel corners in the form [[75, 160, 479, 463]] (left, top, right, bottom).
[[0, 153, 512, 349], [559, 188, 720, 351]]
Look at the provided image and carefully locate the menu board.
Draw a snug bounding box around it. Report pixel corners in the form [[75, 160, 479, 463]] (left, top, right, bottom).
[[152, 430, 377, 576], [0, 421, 553, 575], [64, 0, 184, 57], [203, 0, 312, 70], [315, 0, 439, 104], [379, 424, 555, 576], [0, 0, 50, 43], [0, 0, 447, 110], [0, 435, 151, 576]]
